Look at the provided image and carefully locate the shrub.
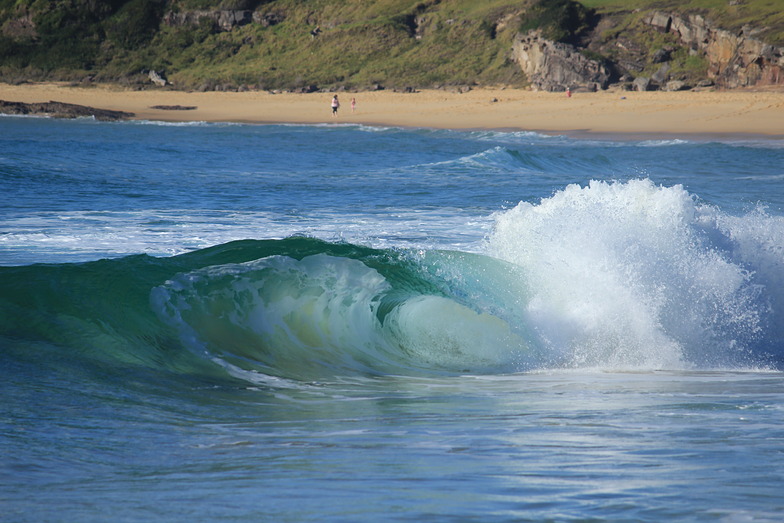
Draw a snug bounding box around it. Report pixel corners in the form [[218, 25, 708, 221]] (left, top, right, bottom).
[[520, 0, 594, 43]]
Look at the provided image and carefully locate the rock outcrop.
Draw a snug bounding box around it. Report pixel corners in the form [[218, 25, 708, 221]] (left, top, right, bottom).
[[0, 100, 134, 121], [645, 11, 784, 88], [162, 10, 284, 32], [163, 10, 252, 31], [511, 31, 610, 92]]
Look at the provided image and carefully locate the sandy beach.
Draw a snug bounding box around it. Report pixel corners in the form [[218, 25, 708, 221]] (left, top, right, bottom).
[[1, 82, 782, 137]]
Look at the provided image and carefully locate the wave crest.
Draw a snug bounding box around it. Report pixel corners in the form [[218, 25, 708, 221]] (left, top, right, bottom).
[[488, 179, 780, 369]]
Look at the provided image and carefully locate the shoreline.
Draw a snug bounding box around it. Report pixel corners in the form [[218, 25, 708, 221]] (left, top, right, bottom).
[[1, 82, 783, 139]]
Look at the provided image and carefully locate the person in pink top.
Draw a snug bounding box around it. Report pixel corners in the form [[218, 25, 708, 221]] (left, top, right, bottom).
[[331, 95, 340, 117]]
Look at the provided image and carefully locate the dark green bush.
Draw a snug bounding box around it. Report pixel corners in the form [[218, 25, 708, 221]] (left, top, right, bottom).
[[104, 0, 165, 49], [520, 0, 594, 43]]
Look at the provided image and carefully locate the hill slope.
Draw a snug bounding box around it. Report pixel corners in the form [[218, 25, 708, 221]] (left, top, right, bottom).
[[0, 0, 781, 90]]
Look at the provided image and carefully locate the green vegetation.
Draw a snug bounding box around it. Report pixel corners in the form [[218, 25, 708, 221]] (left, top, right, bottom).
[[581, 0, 784, 46], [0, 0, 537, 88], [586, 8, 711, 81], [520, 0, 594, 44], [0, 0, 781, 89]]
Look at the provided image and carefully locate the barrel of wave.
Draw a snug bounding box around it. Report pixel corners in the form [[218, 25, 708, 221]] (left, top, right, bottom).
[[151, 251, 539, 382]]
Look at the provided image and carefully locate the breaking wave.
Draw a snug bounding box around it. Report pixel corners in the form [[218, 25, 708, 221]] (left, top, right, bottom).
[[2, 180, 782, 386]]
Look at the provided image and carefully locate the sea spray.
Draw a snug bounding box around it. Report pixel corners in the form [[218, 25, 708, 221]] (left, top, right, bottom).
[[708, 208, 784, 346], [487, 179, 773, 369]]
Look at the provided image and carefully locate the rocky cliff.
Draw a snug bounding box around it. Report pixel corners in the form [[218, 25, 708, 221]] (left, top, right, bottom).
[[511, 31, 609, 92], [646, 11, 784, 89], [511, 10, 784, 92]]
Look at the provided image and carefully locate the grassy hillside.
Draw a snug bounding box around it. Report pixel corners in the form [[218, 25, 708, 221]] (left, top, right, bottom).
[[154, 0, 526, 90], [0, 0, 538, 89], [581, 0, 784, 46], [0, 0, 781, 90]]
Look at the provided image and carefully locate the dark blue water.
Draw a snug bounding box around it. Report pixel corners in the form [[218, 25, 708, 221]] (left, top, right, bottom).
[[1, 116, 784, 521], [3, 118, 782, 264]]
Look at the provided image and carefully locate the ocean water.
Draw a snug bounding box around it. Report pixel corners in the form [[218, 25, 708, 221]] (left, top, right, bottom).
[[1, 115, 784, 521]]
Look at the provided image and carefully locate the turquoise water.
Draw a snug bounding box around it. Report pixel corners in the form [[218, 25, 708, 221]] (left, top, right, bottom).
[[1, 116, 784, 521]]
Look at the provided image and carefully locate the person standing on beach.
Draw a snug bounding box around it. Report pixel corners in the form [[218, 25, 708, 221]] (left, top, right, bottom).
[[351, 97, 356, 113], [331, 95, 340, 117]]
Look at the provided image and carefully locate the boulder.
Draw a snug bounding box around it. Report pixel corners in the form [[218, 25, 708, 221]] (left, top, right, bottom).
[[148, 70, 167, 87], [216, 10, 252, 31], [647, 12, 673, 33], [632, 77, 651, 91], [664, 80, 689, 91], [651, 63, 671, 85]]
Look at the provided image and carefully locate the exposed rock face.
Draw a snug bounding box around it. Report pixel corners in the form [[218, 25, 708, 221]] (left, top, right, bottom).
[[162, 10, 284, 32], [0, 100, 134, 121], [511, 31, 610, 92], [253, 12, 285, 28], [645, 11, 784, 88], [163, 10, 252, 31]]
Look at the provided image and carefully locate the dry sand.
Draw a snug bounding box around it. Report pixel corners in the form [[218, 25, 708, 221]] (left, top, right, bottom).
[[2, 82, 783, 137]]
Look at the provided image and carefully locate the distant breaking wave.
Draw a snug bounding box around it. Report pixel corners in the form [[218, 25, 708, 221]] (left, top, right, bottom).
[[415, 145, 617, 177]]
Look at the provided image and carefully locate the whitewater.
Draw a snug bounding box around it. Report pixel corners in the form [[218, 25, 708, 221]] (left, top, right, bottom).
[[1, 116, 783, 521]]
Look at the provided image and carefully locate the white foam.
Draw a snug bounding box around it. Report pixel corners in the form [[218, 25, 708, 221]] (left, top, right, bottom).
[[487, 179, 775, 370], [0, 208, 491, 265], [128, 119, 213, 127]]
